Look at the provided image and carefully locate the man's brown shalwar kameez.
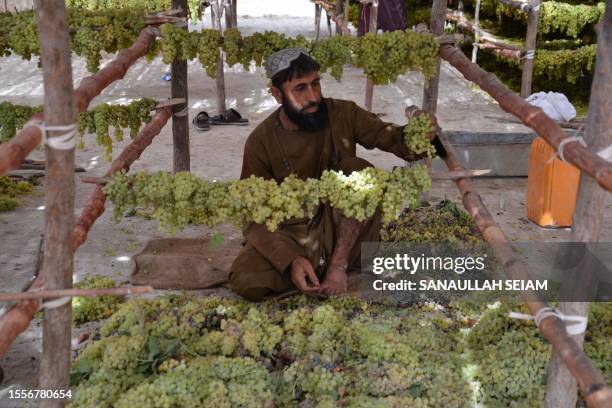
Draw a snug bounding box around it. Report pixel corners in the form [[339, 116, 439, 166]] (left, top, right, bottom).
[[229, 98, 424, 300]]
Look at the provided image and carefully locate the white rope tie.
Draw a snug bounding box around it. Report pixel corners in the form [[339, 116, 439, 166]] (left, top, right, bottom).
[[557, 135, 587, 163], [173, 106, 189, 117], [520, 3, 532, 12], [531, 3, 541, 12], [597, 144, 612, 161], [40, 296, 71, 310], [26, 119, 77, 150], [522, 50, 535, 60], [509, 307, 588, 336]]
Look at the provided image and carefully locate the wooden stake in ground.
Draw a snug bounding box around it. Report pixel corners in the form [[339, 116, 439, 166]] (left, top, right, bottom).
[[315, 4, 322, 41], [335, 0, 344, 35], [35, 1, 77, 407], [212, 1, 227, 115], [344, 0, 350, 26], [364, 0, 378, 111], [171, 0, 190, 173], [225, 0, 237, 28], [545, 4, 612, 407], [422, 0, 446, 115], [520, 0, 540, 98]]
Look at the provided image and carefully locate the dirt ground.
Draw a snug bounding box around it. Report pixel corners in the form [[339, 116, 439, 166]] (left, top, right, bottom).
[[0, 15, 610, 405]]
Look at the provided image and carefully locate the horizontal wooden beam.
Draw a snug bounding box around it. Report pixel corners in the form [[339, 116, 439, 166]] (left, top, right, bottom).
[[0, 286, 154, 302], [445, 10, 522, 51]]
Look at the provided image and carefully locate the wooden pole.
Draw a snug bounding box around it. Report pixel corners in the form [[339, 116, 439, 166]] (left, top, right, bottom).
[[35, 1, 76, 406], [545, 4, 612, 407], [212, 2, 227, 115], [364, 0, 378, 111], [335, 0, 344, 35], [312, 0, 351, 35], [171, 0, 190, 173], [0, 286, 154, 302], [315, 4, 322, 41], [520, 0, 540, 98], [344, 0, 350, 25], [233, 0, 237, 27], [422, 0, 447, 115], [427, 128, 612, 407], [471, 0, 482, 63]]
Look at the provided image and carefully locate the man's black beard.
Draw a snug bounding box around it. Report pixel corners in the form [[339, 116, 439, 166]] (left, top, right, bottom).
[[281, 93, 328, 132]]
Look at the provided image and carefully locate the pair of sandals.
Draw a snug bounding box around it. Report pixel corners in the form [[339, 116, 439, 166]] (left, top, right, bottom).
[[192, 108, 249, 131]]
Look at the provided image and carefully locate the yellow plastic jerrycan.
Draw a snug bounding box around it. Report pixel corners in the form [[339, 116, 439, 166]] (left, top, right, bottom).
[[526, 137, 581, 228]]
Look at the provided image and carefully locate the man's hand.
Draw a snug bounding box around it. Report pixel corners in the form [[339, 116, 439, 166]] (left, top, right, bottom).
[[290, 256, 320, 293]]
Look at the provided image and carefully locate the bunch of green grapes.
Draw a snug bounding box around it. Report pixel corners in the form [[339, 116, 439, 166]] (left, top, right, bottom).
[[71, 294, 612, 407], [243, 31, 291, 67], [77, 98, 156, 159], [198, 29, 222, 77], [72, 275, 126, 325], [69, 9, 146, 72], [0, 8, 145, 72], [403, 29, 440, 83], [104, 167, 431, 233], [310, 35, 354, 80], [113, 356, 275, 408], [318, 167, 390, 221], [3, 11, 39, 61], [160, 23, 185, 63], [159, 23, 199, 63], [352, 32, 385, 83], [222, 27, 243, 67], [380, 199, 482, 244], [475, 330, 550, 405], [0, 176, 33, 212], [0, 101, 43, 142], [404, 113, 436, 157], [66, 0, 204, 20], [352, 30, 438, 85], [239, 308, 283, 357], [381, 166, 431, 223]]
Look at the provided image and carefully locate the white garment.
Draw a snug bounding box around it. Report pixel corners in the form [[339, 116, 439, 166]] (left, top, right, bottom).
[[526, 91, 577, 122]]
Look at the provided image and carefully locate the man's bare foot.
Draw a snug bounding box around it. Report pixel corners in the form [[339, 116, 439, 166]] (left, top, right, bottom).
[[319, 263, 348, 295]]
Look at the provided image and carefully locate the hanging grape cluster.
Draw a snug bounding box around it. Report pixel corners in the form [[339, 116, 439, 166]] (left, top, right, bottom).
[[0, 102, 43, 142], [0, 8, 146, 72], [404, 113, 436, 157], [0, 8, 440, 80], [0, 175, 33, 212], [103, 166, 432, 233], [156, 26, 439, 84], [0, 99, 156, 160], [65, 0, 203, 21]]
